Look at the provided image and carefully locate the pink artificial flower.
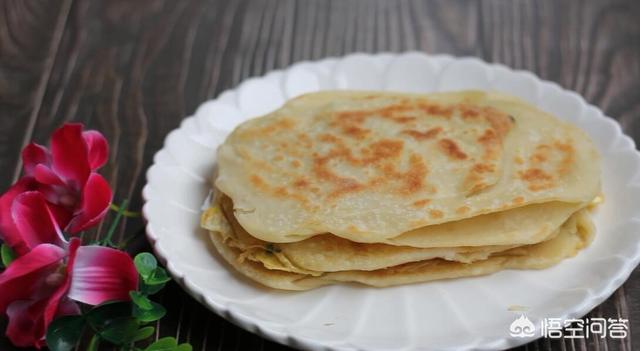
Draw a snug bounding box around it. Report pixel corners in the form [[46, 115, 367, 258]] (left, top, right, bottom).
[[0, 123, 112, 255], [0, 192, 138, 348]]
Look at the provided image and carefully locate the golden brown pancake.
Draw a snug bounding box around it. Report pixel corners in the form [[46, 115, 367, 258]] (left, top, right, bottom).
[[215, 91, 600, 243], [201, 193, 537, 275], [205, 207, 594, 290], [203, 90, 601, 291]]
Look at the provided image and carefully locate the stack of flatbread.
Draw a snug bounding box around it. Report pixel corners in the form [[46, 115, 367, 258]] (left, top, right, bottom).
[[201, 90, 601, 291]]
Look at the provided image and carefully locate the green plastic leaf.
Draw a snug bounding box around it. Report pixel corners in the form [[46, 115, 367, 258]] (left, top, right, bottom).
[[144, 337, 177, 350], [175, 344, 192, 351], [140, 281, 166, 295], [147, 267, 171, 285], [99, 317, 139, 345], [85, 301, 132, 330], [144, 337, 193, 351], [45, 315, 85, 351], [133, 326, 155, 342], [1, 243, 15, 267], [146, 338, 190, 351], [135, 253, 157, 280], [133, 301, 166, 322], [140, 283, 166, 295], [130, 291, 153, 310]]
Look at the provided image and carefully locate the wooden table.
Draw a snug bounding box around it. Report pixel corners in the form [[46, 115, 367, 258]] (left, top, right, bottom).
[[1, 0, 638, 350]]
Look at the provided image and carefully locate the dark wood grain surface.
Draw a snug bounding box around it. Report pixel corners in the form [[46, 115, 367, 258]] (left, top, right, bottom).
[[1, 0, 639, 350]]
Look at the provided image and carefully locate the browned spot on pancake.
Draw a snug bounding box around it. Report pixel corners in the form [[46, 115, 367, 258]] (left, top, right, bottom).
[[377, 104, 417, 120], [326, 178, 365, 199], [462, 163, 496, 194], [454, 106, 513, 193], [296, 133, 313, 148], [249, 175, 309, 203], [291, 160, 301, 168], [459, 105, 481, 118], [250, 175, 267, 190], [412, 199, 431, 208], [253, 118, 296, 136], [417, 102, 454, 117], [331, 103, 420, 142], [514, 156, 524, 165], [342, 126, 370, 139], [390, 116, 417, 123], [276, 142, 291, 155], [336, 104, 415, 122], [438, 138, 468, 160], [364, 139, 404, 164], [471, 163, 494, 174], [401, 154, 428, 194], [318, 133, 341, 143], [402, 127, 442, 140], [484, 108, 514, 138], [477, 129, 498, 145], [458, 104, 513, 135], [468, 182, 488, 194], [293, 178, 309, 188], [333, 110, 368, 125], [519, 168, 554, 191], [512, 196, 525, 205], [274, 187, 288, 196], [311, 139, 366, 199], [461, 106, 514, 164], [520, 140, 575, 192], [530, 144, 552, 164], [520, 168, 553, 182], [272, 155, 284, 162], [476, 129, 503, 163], [554, 141, 575, 175], [531, 153, 547, 163], [528, 184, 554, 191], [429, 209, 444, 219], [456, 206, 470, 214]]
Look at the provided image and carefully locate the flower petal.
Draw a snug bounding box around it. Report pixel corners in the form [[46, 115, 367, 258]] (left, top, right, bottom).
[[51, 123, 90, 189], [4, 296, 77, 349], [83, 130, 109, 170], [0, 177, 36, 255], [22, 143, 50, 177], [56, 297, 81, 316], [34, 164, 65, 186], [6, 299, 49, 348], [46, 203, 73, 234], [0, 244, 66, 313], [66, 173, 112, 234], [12, 192, 67, 250], [68, 245, 138, 305], [43, 239, 79, 329]]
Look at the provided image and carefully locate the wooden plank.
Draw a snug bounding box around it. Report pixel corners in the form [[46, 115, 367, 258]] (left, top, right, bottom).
[[0, 0, 72, 186], [0, 1, 72, 349]]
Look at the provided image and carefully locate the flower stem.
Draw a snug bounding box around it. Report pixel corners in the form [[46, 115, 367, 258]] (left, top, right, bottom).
[[110, 203, 142, 218], [117, 226, 145, 250], [102, 199, 129, 247], [87, 334, 100, 351]]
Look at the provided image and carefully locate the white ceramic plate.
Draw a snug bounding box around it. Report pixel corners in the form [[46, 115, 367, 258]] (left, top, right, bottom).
[[142, 52, 640, 351]]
